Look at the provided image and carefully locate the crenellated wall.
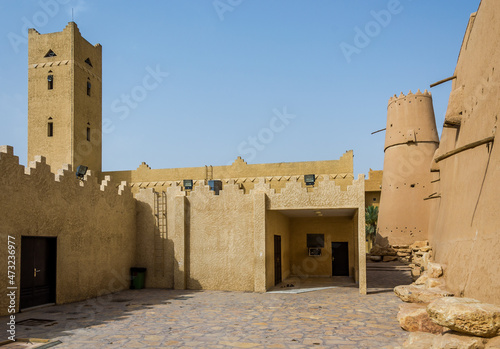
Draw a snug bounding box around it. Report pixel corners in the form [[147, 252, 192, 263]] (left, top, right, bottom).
[[103, 151, 356, 194], [0, 145, 136, 316], [134, 174, 366, 294]]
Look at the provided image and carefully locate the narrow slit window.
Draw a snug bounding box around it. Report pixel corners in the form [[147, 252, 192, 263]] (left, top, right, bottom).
[[87, 81, 91, 96], [48, 122, 53, 137], [48, 75, 53, 90], [86, 127, 90, 141]]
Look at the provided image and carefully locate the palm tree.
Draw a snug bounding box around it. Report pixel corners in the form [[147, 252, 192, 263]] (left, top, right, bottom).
[[365, 205, 379, 248]]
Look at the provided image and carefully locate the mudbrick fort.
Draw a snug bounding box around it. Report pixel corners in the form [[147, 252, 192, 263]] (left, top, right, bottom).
[[1, 0, 500, 347]]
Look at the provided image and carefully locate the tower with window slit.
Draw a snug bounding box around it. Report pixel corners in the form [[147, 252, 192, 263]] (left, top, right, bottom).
[[28, 22, 102, 174]]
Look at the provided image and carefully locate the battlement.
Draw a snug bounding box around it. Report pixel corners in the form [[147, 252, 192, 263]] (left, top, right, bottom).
[[0, 146, 130, 197], [385, 90, 439, 151], [388, 89, 432, 107]]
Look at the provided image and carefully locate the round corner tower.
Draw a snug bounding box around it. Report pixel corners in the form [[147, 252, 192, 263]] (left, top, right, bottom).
[[377, 90, 439, 246]]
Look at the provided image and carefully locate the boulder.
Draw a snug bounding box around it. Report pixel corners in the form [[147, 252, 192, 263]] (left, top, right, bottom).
[[394, 285, 454, 303], [412, 267, 422, 278], [403, 331, 490, 349], [403, 332, 435, 348], [398, 251, 412, 257], [433, 332, 488, 349], [398, 303, 448, 334], [486, 337, 500, 348], [369, 255, 382, 262], [427, 262, 444, 278], [413, 252, 432, 269], [414, 273, 429, 286], [427, 298, 500, 338], [425, 278, 446, 289], [383, 255, 398, 262], [420, 246, 432, 252]]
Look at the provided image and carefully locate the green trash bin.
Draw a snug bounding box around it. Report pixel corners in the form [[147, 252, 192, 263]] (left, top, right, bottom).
[[130, 267, 146, 289]]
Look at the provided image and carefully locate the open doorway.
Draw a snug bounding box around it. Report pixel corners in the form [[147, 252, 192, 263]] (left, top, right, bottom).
[[20, 237, 57, 310], [332, 242, 349, 276]]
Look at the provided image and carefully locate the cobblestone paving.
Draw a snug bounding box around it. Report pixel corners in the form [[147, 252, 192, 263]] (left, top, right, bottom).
[[2, 265, 412, 348]]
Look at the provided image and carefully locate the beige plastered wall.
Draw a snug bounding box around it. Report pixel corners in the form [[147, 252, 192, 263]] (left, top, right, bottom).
[[428, 0, 500, 305], [265, 211, 291, 288], [0, 146, 136, 316], [136, 174, 366, 294], [288, 217, 355, 279]]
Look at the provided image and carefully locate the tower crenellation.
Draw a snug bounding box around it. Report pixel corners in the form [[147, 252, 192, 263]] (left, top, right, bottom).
[[377, 90, 439, 246]]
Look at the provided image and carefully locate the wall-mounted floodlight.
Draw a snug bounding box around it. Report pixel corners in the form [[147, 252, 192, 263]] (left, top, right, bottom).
[[76, 165, 88, 180], [304, 174, 315, 186], [183, 179, 193, 190]]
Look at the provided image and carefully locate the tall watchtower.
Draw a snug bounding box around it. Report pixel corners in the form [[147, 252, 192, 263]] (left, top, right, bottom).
[[377, 90, 439, 246], [28, 22, 102, 174]]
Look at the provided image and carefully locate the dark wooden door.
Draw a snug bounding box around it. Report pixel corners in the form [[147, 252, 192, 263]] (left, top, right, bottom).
[[274, 235, 282, 285], [331, 242, 349, 276], [20, 237, 57, 309]]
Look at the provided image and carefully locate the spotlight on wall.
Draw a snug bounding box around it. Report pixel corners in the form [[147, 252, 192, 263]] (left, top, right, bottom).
[[183, 179, 193, 190], [76, 165, 88, 180], [304, 174, 316, 186]]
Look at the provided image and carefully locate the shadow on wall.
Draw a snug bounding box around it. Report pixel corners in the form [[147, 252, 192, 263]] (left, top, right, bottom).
[[182, 199, 202, 291], [135, 197, 202, 290], [374, 233, 390, 249]]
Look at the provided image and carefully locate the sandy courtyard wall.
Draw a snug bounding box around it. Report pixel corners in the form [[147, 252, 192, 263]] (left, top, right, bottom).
[[0, 146, 136, 316], [428, 0, 500, 305], [185, 183, 256, 291]]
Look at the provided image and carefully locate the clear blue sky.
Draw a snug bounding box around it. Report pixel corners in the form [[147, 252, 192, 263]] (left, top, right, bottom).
[[0, 1, 481, 176]]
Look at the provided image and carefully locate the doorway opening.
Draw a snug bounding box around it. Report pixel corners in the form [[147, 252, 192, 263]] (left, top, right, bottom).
[[274, 235, 282, 285], [20, 237, 57, 310], [332, 241, 349, 276]]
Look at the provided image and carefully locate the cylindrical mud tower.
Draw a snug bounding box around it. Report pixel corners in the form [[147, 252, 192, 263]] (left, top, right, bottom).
[[377, 90, 439, 246]]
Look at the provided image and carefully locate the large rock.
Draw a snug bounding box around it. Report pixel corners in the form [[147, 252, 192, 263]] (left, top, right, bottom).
[[425, 278, 446, 289], [486, 336, 500, 348], [398, 303, 448, 334], [433, 332, 488, 349], [395, 285, 454, 303], [427, 262, 444, 278], [403, 332, 435, 349], [414, 272, 429, 286], [403, 331, 489, 349], [412, 252, 432, 269], [427, 298, 500, 338]]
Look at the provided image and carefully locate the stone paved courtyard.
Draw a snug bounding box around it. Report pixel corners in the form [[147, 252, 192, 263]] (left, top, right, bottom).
[[2, 264, 412, 348]]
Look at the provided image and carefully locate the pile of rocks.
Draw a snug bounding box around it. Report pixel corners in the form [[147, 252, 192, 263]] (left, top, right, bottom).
[[394, 262, 500, 348], [408, 241, 433, 280], [368, 241, 432, 274], [368, 244, 398, 262]]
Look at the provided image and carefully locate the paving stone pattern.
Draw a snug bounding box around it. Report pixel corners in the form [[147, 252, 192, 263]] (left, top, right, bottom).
[[2, 266, 412, 348]]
